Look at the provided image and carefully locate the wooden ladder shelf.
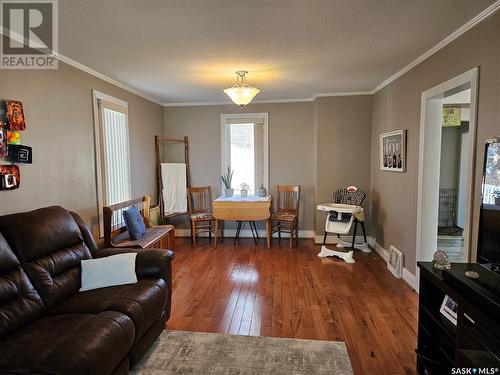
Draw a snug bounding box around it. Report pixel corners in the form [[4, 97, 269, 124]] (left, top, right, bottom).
[[155, 135, 191, 223]]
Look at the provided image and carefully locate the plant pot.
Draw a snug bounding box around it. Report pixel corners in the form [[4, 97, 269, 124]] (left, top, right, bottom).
[[495, 197, 500, 206], [225, 188, 234, 197], [240, 189, 248, 198], [256, 186, 267, 197]]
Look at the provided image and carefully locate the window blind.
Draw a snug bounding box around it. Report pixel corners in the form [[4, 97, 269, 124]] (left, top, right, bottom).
[[98, 99, 131, 229]]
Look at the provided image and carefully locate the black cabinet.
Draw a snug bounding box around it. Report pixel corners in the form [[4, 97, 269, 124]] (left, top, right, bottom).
[[417, 262, 500, 374]]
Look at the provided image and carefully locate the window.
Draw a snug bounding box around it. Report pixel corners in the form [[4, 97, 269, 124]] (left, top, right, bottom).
[[92, 90, 131, 235], [221, 113, 268, 194]]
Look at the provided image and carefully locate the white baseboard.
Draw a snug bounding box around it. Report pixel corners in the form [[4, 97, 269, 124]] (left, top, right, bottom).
[[374, 241, 417, 290], [175, 228, 315, 238], [402, 268, 417, 290], [374, 242, 390, 262]]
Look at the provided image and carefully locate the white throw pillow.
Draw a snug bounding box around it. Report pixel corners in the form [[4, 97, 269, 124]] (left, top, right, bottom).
[[80, 253, 138, 292]]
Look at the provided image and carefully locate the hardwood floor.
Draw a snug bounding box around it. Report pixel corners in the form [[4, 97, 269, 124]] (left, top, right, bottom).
[[167, 237, 418, 374]]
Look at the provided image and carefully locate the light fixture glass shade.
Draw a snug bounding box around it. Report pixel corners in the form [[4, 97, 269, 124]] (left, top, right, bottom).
[[224, 86, 260, 106], [224, 71, 260, 106]]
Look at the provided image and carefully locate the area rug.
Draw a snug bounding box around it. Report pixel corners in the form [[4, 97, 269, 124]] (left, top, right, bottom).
[[131, 330, 353, 375]]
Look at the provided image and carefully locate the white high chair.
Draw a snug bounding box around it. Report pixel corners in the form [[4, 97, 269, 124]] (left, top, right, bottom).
[[317, 186, 370, 263]]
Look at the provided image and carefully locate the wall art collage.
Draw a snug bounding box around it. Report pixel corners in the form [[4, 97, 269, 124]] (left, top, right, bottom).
[[0, 100, 32, 190]]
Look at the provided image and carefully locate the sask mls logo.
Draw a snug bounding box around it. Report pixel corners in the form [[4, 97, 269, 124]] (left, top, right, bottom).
[[0, 0, 58, 69], [451, 368, 500, 374]]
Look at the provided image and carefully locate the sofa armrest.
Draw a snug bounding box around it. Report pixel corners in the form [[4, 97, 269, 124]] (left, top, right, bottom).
[[93, 248, 174, 321], [94, 248, 174, 281]]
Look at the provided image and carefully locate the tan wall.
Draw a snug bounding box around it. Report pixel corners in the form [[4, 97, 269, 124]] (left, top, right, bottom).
[[164, 98, 374, 234], [370, 11, 500, 274], [314, 96, 373, 234], [0, 62, 164, 238], [163, 102, 315, 230]]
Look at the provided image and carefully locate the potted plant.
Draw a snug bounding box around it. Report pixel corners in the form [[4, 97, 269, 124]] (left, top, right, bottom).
[[493, 190, 500, 206], [240, 182, 250, 197], [221, 166, 234, 197]]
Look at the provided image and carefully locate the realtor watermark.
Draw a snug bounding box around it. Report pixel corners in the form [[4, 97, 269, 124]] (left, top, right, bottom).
[[0, 0, 58, 69], [451, 368, 500, 374]]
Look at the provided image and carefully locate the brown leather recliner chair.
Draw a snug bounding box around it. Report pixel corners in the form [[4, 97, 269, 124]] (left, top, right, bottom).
[[0, 206, 174, 375]]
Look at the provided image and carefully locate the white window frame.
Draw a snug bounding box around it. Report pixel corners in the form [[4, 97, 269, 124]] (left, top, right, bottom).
[[220, 113, 269, 194], [92, 90, 131, 237]]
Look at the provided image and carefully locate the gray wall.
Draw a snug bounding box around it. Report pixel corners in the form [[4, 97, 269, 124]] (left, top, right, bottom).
[[164, 102, 315, 230], [370, 11, 500, 274], [314, 96, 373, 234], [163, 97, 374, 233], [0, 62, 164, 238]]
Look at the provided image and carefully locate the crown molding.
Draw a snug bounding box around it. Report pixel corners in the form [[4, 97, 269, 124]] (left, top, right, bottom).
[[250, 97, 313, 104], [88, 0, 500, 105], [313, 91, 373, 98], [162, 0, 500, 106], [373, 0, 500, 93], [163, 92, 376, 107], [164, 97, 314, 107], [163, 91, 373, 107], [0, 28, 163, 105], [2, 1, 498, 105], [163, 100, 233, 107], [55, 53, 163, 105]]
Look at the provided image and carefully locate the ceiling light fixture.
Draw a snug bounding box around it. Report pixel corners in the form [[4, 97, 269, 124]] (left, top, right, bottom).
[[223, 71, 260, 107]]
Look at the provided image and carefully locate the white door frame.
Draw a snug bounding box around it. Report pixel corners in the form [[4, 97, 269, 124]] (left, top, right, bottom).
[[415, 67, 479, 291]]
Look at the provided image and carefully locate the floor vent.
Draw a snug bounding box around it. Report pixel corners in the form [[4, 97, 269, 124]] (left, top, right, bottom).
[[387, 245, 403, 279]]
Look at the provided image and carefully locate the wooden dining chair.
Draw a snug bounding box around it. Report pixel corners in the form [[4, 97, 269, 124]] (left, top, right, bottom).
[[271, 185, 301, 248], [187, 186, 219, 246]]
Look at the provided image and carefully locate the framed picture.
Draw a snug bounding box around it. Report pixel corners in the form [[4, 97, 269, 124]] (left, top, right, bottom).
[[0, 123, 7, 158], [443, 106, 461, 127], [440, 295, 458, 326], [6, 100, 26, 131], [8, 144, 32, 164], [0, 165, 20, 190], [380, 130, 406, 172]]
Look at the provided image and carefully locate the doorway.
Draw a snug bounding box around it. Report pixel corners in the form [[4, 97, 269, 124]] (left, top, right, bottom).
[[416, 68, 479, 288], [437, 88, 472, 261]]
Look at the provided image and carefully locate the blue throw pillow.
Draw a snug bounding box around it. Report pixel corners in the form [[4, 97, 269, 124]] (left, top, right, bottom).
[[122, 206, 146, 240]]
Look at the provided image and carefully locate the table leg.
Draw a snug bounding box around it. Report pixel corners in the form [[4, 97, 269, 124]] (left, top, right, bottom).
[[266, 218, 271, 249], [252, 221, 259, 239], [214, 219, 218, 248], [234, 221, 242, 246], [249, 221, 258, 245]]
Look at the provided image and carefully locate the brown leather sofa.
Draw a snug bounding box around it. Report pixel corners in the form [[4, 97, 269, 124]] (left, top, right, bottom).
[[0, 206, 174, 374]]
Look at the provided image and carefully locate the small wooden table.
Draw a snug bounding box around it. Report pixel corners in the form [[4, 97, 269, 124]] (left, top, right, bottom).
[[213, 195, 272, 249]]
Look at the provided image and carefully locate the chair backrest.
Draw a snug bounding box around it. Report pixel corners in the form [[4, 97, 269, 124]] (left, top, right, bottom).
[[333, 188, 366, 206], [276, 185, 301, 214], [187, 186, 212, 214]]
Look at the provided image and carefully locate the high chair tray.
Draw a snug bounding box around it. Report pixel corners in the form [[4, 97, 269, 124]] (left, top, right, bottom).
[[317, 203, 362, 213]]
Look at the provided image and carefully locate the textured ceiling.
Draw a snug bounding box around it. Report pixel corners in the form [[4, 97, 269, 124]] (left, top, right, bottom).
[[58, 0, 495, 104]]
